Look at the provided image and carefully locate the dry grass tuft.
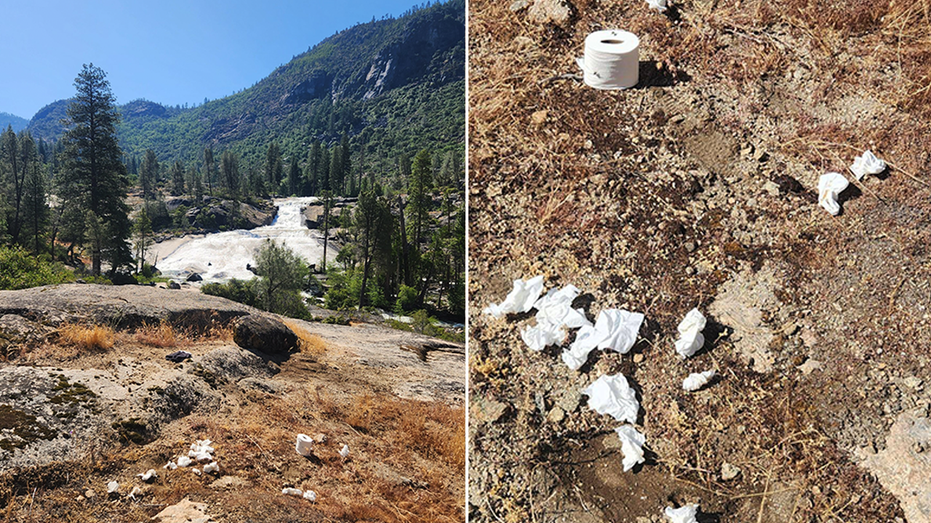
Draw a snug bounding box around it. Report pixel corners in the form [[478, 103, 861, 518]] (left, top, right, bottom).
[[203, 322, 235, 342], [282, 319, 327, 356], [56, 323, 115, 351], [134, 321, 187, 348]]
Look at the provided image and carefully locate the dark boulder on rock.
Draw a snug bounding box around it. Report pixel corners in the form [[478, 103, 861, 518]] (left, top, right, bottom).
[[186, 273, 203, 282], [233, 315, 298, 355], [110, 272, 138, 286], [168, 281, 181, 290]]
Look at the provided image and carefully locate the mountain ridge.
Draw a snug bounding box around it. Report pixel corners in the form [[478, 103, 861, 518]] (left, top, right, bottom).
[[28, 0, 464, 176]]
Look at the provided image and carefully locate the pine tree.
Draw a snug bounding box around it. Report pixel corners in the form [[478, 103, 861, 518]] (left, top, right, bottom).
[[139, 149, 158, 202], [406, 149, 433, 246], [329, 145, 343, 195], [170, 161, 185, 196], [22, 157, 47, 254], [203, 147, 215, 195], [288, 159, 300, 196], [220, 150, 239, 197], [58, 64, 132, 276], [265, 142, 283, 191]]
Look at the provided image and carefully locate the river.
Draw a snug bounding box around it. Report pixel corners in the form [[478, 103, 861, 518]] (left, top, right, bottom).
[[150, 197, 326, 283]]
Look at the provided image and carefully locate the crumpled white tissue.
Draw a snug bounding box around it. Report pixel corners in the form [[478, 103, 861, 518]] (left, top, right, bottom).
[[851, 149, 886, 180], [107, 481, 119, 494], [520, 284, 591, 352], [192, 468, 202, 476], [664, 504, 700, 523], [675, 308, 706, 359], [818, 172, 849, 216], [520, 322, 566, 352], [203, 462, 219, 474], [282, 487, 303, 497], [562, 309, 644, 370], [647, 0, 668, 12], [163, 461, 178, 470], [137, 469, 157, 482], [482, 276, 545, 318], [682, 370, 716, 391], [129, 486, 142, 500], [176, 456, 193, 467], [339, 444, 350, 458], [614, 425, 647, 472], [582, 373, 640, 424], [533, 285, 591, 330], [303, 490, 317, 502]]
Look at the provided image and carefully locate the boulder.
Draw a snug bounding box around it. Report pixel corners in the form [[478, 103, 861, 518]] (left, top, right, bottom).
[[233, 315, 298, 355], [186, 273, 203, 282], [168, 281, 181, 290]]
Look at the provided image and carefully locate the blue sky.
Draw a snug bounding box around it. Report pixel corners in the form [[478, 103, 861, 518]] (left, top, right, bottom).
[[0, 0, 428, 119]]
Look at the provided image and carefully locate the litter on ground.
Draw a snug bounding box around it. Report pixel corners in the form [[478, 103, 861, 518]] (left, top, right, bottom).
[[682, 370, 716, 391], [664, 504, 700, 523], [614, 425, 647, 472], [582, 373, 640, 424], [562, 309, 644, 370], [675, 308, 707, 359], [850, 149, 886, 180], [818, 172, 850, 216], [482, 275, 545, 318]]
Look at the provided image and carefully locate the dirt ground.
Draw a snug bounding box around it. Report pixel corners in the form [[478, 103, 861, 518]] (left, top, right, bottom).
[[468, 0, 931, 521], [0, 289, 464, 522]]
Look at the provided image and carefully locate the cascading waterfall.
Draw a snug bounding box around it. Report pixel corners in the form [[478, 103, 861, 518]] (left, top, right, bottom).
[[155, 197, 325, 283]]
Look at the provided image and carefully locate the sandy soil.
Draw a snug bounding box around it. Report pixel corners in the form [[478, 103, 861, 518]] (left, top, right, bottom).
[[468, 0, 931, 521]]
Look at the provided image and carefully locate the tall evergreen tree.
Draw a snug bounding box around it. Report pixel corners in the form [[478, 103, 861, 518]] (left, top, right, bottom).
[[329, 145, 343, 195], [22, 158, 47, 254], [139, 149, 158, 202], [220, 150, 239, 197], [287, 159, 300, 196], [58, 64, 132, 276], [203, 147, 215, 196], [406, 149, 433, 246], [170, 160, 185, 196], [265, 142, 283, 191]]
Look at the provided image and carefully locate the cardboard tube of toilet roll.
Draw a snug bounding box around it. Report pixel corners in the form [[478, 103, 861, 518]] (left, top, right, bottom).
[[577, 30, 640, 90]]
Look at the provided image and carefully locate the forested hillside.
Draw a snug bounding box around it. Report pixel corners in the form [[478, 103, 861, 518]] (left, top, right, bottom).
[[27, 0, 465, 189], [0, 112, 28, 133]]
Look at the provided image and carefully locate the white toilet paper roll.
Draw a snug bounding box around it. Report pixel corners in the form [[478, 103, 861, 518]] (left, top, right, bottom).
[[576, 30, 640, 90], [295, 434, 314, 456]]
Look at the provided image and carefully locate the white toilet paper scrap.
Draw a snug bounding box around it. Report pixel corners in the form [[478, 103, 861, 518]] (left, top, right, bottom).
[[107, 481, 119, 494], [533, 285, 591, 330], [129, 486, 142, 500], [562, 309, 644, 370], [176, 456, 193, 467], [303, 490, 317, 502], [850, 149, 886, 180], [675, 308, 706, 359], [339, 444, 350, 458], [576, 30, 640, 90], [137, 469, 157, 482], [614, 425, 647, 472], [482, 275, 545, 318], [192, 468, 202, 476], [521, 322, 566, 351], [647, 0, 668, 12], [682, 370, 716, 391], [582, 373, 640, 424], [664, 504, 700, 523], [163, 460, 178, 470], [282, 487, 303, 497], [818, 172, 849, 216], [296, 434, 315, 457], [203, 462, 219, 474]]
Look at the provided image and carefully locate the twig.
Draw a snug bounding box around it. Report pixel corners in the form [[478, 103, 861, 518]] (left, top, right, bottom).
[[245, 433, 280, 472], [538, 73, 582, 85], [28, 487, 36, 516]]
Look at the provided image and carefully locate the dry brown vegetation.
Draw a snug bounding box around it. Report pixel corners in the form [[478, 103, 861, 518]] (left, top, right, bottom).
[[56, 323, 115, 351], [134, 321, 188, 348], [469, 0, 930, 521], [283, 319, 328, 357]]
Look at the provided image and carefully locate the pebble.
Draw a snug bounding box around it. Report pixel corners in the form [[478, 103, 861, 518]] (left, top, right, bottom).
[[721, 462, 741, 480], [633, 353, 644, 363], [547, 406, 565, 424], [85, 489, 95, 499]]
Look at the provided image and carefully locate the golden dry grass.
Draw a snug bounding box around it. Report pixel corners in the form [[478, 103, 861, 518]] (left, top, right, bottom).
[[56, 323, 115, 351], [134, 320, 187, 348], [282, 319, 327, 357]]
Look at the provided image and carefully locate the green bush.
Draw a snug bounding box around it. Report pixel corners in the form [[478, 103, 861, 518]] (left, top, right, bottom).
[[0, 245, 74, 290], [201, 278, 258, 307], [395, 284, 419, 313]]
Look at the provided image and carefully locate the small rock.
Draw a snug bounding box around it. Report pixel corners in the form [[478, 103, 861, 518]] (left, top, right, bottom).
[[471, 397, 509, 424], [904, 377, 923, 391], [670, 114, 685, 124], [314, 433, 327, 443], [763, 180, 781, 197], [633, 353, 644, 364], [721, 462, 741, 480], [85, 489, 95, 499], [509, 0, 532, 11], [914, 441, 925, 453], [798, 359, 823, 375], [527, 0, 573, 26], [186, 273, 203, 282], [76, 495, 85, 502], [781, 321, 799, 336], [168, 281, 181, 290], [531, 110, 548, 126], [546, 406, 565, 424], [684, 241, 696, 253], [556, 389, 581, 413]]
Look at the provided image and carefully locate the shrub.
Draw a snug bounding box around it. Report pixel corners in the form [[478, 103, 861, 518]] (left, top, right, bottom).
[[201, 278, 258, 307], [0, 245, 74, 290], [135, 321, 184, 348], [394, 284, 419, 313], [57, 324, 115, 351]]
